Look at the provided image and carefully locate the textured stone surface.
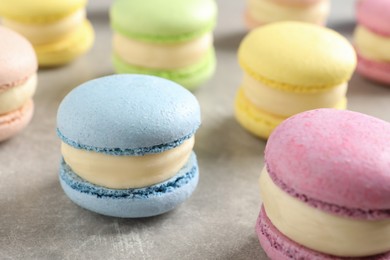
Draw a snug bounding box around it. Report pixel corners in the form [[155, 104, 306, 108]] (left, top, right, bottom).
[[0, 1, 383, 259]]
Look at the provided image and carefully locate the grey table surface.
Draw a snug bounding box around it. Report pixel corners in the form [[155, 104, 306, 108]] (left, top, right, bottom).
[[1, 0, 388, 259]]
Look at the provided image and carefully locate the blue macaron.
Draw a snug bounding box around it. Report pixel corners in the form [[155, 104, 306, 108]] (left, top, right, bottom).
[[57, 74, 201, 218]]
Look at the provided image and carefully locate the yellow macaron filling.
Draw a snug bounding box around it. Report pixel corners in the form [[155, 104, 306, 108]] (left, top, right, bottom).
[[0, 74, 37, 115], [61, 137, 194, 189], [242, 73, 347, 117], [234, 87, 346, 139], [260, 168, 390, 257], [113, 33, 213, 70], [235, 88, 286, 139], [354, 25, 390, 62], [2, 9, 86, 45], [247, 0, 329, 25]]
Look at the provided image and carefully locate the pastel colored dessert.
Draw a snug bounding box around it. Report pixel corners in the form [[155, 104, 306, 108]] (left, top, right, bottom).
[[0, 0, 94, 67], [110, 0, 217, 90], [57, 74, 200, 218], [257, 108, 390, 259], [0, 26, 37, 142], [245, 0, 330, 29], [354, 0, 390, 85], [234, 21, 356, 139]]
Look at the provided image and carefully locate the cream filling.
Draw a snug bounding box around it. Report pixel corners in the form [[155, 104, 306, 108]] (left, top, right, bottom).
[[354, 25, 390, 62], [113, 33, 212, 69], [0, 74, 37, 115], [247, 0, 330, 24], [61, 137, 194, 189], [242, 73, 347, 117], [259, 168, 390, 257], [2, 9, 85, 45]]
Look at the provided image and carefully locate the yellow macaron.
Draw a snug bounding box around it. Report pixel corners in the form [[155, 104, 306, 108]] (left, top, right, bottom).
[[235, 21, 356, 139], [0, 0, 94, 67]]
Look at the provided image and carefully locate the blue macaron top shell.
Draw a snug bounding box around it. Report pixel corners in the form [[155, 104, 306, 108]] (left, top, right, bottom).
[[56, 74, 201, 155]]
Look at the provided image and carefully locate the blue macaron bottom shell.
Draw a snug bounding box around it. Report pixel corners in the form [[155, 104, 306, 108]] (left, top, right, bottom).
[[59, 152, 199, 218]]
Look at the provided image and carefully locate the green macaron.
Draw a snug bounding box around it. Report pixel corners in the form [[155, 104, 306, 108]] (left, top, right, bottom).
[[110, 0, 217, 90]]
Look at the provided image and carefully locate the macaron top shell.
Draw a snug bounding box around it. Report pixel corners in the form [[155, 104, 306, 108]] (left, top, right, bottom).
[[0, 0, 86, 23], [110, 0, 217, 43], [0, 26, 37, 88], [238, 22, 356, 91], [57, 74, 201, 155], [265, 109, 390, 212], [357, 0, 390, 36]]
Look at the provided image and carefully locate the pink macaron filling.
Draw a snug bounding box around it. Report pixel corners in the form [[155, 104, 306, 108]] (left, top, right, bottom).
[[265, 162, 390, 220]]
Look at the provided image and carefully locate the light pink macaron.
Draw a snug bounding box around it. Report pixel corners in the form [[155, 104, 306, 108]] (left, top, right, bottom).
[[257, 108, 390, 259], [0, 26, 37, 142], [354, 0, 390, 85], [244, 0, 330, 29]]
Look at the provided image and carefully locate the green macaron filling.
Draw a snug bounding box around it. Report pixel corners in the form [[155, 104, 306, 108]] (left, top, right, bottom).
[[112, 48, 216, 90]]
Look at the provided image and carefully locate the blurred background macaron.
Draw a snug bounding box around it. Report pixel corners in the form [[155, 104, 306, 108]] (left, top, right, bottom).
[[57, 74, 201, 218], [257, 109, 390, 259], [354, 0, 390, 85], [234, 21, 356, 139], [0, 0, 94, 67], [110, 0, 217, 91], [0, 26, 37, 142], [245, 0, 330, 29]]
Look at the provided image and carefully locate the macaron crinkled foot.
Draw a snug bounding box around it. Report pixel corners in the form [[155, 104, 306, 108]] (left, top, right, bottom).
[[0, 0, 94, 67], [235, 21, 356, 139], [354, 0, 390, 85], [56, 74, 201, 218], [0, 26, 37, 142], [245, 0, 330, 29], [257, 108, 390, 259], [110, 0, 217, 90]]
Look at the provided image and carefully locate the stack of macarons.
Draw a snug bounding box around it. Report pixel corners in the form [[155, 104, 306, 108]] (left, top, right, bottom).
[[235, 21, 356, 139], [0, 0, 94, 66], [257, 109, 390, 259], [57, 74, 201, 218], [354, 0, 390, 85], [110, 0, 217, 90], [0, 26, 37, 142], [245, 0, 330, 29]]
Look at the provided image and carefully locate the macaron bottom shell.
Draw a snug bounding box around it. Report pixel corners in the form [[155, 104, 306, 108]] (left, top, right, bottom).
[[234, 88, 347, 139], [256, 207, 390, 260], [59, 152, 199, 218], [36, 20, 94, 67], [0, 99, 34, 142], [112, 48, 216, 91], [357, 53, 390, 85]]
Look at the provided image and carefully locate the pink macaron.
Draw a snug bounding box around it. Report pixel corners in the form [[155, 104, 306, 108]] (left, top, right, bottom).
[[245, 0, 330, 29], [354, 0, 390, 85], [257, 108, 390, 259], [0, 26, 37, 142]]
